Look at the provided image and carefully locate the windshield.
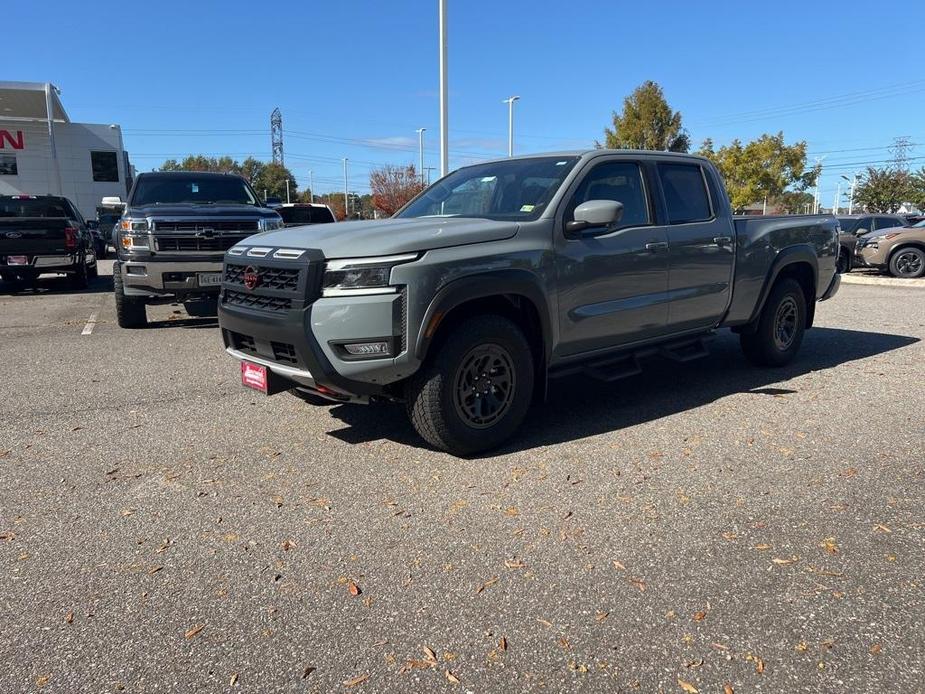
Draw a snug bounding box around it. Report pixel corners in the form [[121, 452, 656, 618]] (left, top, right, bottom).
[[397, 156, 580, 221], [131, 176, 258, 206], [913, 220, 925, 228], [0, 198, 70, 218], [837, 217, 859, 233], [279, 206, 336, 225]]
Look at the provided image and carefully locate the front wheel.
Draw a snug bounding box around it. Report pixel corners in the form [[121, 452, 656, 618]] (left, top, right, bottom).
[[405, 315, 534, 456], [113, 262, 147, 328], [740, 278, 807, 367], [888, 247, 925, 278]]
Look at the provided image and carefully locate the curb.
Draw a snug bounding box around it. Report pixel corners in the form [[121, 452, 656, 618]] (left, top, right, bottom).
[[841, 273, 925, 289]]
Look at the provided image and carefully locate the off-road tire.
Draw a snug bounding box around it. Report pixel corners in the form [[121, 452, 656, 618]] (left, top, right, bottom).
[[888, 246, 925, 278], [405, 315, 534, 456], [113, 262, 147, 328], [88, 255, 98, 279], [740, 278, 807, 367]]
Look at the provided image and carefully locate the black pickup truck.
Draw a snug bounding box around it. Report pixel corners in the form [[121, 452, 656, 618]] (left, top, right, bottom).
[[113, 171, 283, 327], [0, 195, 98, 289]]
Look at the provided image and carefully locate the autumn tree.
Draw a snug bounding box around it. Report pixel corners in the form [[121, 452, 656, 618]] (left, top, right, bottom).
[[602, 81, 690, 152], [369, 164, 425, 216], [697, 133, 819, 211]]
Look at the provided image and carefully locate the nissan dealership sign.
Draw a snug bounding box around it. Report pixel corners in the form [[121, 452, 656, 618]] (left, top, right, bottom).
[[0, 130, 25, 149]]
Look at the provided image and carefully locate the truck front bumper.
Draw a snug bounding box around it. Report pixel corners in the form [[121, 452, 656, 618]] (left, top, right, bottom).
[[219, 292, 412, 403], [120, 259, 224, 297]]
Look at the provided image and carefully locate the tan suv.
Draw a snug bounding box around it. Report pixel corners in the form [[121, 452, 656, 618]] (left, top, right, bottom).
[[856, 220, 925, 278]]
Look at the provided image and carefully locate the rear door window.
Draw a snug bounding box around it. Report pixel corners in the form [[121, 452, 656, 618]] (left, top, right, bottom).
[[657, 164, 713, 224]]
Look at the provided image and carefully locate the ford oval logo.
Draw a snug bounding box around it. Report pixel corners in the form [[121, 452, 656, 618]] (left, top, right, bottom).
[[4, 231, 22, 239], [243, 266, 261, 290]]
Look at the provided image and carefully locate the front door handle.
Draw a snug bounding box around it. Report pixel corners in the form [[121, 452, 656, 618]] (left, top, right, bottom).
[[713, 236, 732, 246], [645, 241, 669, 252]]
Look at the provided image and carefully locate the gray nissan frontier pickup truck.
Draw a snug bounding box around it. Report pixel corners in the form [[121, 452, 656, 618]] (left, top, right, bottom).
[[218, 150, 840, 455]]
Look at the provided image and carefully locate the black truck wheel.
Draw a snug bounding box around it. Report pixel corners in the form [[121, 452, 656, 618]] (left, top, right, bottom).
[[888, 246, 925, 278], [113, 262, 147, 328], [405, 315, 534, 456], [740, 278, 807, 367], [71, 254, 89, 289]]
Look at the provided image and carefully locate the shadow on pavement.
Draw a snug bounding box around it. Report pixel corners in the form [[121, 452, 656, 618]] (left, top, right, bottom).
[[0, 274, 113, 296], [324, 327, 919, 455]]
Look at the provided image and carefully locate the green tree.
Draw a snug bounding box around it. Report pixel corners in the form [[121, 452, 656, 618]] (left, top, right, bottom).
[[697, 133, 819, 211], [906, 167, 925, 211], [777, 191, 815, 214], [252, 163, 298, 203], [853, 167, 911, 213], [602, 81, 690, 152]]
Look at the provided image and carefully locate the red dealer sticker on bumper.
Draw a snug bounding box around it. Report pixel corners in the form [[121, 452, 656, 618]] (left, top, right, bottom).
[[241, 361, 268, 393]]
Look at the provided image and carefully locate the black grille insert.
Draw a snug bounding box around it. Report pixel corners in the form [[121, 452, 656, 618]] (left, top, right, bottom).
[[224, 290, 292, 312], [224, 263, 301, 292], [156, 235, 250, 252], [272, 341, 298, 364], [154, 220, 259, 232]]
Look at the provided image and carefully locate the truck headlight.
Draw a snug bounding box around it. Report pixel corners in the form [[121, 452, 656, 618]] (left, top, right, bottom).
[[120, 235, 149, 250], [120, 218, 148, 232], [259, 216, 284, 231], [322, 253, 418, 296]]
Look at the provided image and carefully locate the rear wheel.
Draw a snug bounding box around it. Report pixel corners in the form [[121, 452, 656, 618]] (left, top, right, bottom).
[[113, 262, 147, 328], [888, 247, 925, 278], [740, 278, 807, 367], [405, 315, 534, 456], [71, 255, 89, 289]]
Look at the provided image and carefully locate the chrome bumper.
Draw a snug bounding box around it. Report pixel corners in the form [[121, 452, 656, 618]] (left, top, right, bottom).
[[121, 259, 224, 296]]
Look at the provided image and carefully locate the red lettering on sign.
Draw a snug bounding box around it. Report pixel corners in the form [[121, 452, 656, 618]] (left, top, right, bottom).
[[0, 130, 24, 149]]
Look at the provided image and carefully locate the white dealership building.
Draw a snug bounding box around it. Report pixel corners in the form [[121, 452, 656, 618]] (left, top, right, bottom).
[[0, 81, 131, 219]]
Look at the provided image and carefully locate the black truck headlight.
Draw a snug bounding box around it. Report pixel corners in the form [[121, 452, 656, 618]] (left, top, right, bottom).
[[322, 253, 418, 296], [259, 215, 284, 231]]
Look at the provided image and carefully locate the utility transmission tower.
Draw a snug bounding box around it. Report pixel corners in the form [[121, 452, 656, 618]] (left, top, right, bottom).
[[890, 135, 912, 172], [271, 107, 284, 166]]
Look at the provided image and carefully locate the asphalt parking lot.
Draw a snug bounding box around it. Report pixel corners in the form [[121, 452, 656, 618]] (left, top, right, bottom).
[[1, 261, 923, 693]]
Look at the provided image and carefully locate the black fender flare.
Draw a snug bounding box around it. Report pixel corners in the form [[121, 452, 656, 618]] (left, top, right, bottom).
[[746, 244, 820, 327], [414, 269, 553, 366]]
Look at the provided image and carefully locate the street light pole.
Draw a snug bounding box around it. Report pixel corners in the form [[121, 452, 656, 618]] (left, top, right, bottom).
[[285, 178, 290, 204], [343, 158, 349, 219], [416, 128, 426, 187], [503, 96, 520, 157], [833, 183, 841, 215], [842, 173, 858, 214], [438, 0, 448, 177], [308, 170, 314, 203]]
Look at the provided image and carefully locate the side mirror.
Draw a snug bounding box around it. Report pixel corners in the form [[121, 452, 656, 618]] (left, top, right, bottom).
[[855, 227, 868, 236], [565, 200, 624, 237]]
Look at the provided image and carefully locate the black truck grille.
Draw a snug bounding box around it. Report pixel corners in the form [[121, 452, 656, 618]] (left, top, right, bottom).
[[155, 235, 250, 252], [224, 263, 301, 291], [272, 341, 298, 364], [154, 220, 259, 232], [229, 331, 300, 367], [224, 290, 293, 312]]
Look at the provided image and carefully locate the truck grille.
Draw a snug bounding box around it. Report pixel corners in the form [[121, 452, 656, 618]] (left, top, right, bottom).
[[272, 341, 298, 364], [155, 235, 251, 253], [224, 290, 293, 312], [153, 220, 259, 232], [224, 263, 301, 291]]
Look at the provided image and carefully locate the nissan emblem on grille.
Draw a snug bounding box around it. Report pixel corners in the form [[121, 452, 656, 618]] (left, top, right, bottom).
[[243, 266, 261, 290]]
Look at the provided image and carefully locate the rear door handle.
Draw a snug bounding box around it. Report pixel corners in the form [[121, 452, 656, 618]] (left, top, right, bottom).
[[645, 241, 669, 252], [713, 236, 732, 246]]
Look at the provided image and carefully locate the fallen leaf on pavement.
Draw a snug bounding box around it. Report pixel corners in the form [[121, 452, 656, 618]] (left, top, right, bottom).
[[184, 624, 204, 639], [423, 646, 438, 664], [722, 532, 737, 541], [65, 610, 74, 624], [230, 673, 238, 686], [772, 556, 799, 565], [148, 566, 163, 575], [498, 636, 508, 651], [303, 666, 316, 678], [558, 637, 571, 650], [36, 675, 50, 688], [476, 576, 499, 593], [348, 582, 361, 596], [536, 618, 553, 628], [724, 685, 734, 694], [678, 678, 698, 693], [627, 577, 646, 592], [795, 641, 808, 652], [596, 611, 609, 622], [820, 538, 839, 554], [445, 670, 460, 684], [840, 467, 857, 478], [503, 507, 519, 517], [342, 673, 369, 688], [755, 657, 765, 673], [613, 560, 626, 571], [869, 644, 882, 655], [504, 558, 525, 569], [754, 543, 772, 550], [693, 611, 706, 622], [873, 524, 891, 533]]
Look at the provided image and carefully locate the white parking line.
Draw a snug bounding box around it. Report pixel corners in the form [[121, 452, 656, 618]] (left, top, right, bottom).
[[81, 311, 98, 336]]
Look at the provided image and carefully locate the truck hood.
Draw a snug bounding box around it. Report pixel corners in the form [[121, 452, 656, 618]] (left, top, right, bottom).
[[241, 217, 520, 257], [128, 203, 279, 219]]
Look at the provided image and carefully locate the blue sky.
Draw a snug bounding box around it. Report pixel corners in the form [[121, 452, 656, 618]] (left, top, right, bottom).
[[8, 0, 925, 204]]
